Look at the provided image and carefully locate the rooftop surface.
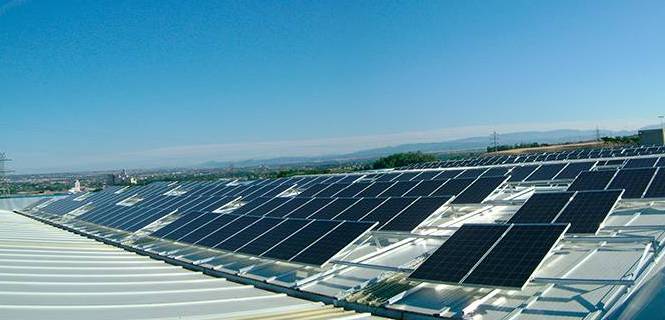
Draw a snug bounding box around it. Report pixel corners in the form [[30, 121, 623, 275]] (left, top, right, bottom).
[[0, 208, 376, 320]]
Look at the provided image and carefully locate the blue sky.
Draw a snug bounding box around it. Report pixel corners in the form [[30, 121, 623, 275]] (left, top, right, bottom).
[[1, 0, 664, 173]]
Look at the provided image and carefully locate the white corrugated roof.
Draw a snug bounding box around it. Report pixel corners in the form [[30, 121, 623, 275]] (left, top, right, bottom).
[[0, 209, 376, 320]]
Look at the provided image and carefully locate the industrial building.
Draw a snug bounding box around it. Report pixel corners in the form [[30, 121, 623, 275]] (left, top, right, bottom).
[[8, 144, 665, 319]]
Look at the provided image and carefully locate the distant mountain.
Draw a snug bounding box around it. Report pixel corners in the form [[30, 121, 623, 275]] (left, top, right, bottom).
[[197, 128, 636, 169]]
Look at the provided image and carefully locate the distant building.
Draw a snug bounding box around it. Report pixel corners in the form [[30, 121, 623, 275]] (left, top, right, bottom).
[[69, 179, 82, 193], [638, 128, 665, 145]]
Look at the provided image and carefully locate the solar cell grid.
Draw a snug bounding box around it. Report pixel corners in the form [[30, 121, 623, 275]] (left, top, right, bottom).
[[379, 180, 421, 197], [356, 182, 395, 197], [525, 163, 567, 181], [431, 178, 475, 197], [508, 192, 573, 224], [197, 215, 260, 248], [553, 161, 595, 180], [315, 183, 350, 197], [247, 197, 292, 216], [452, 176, 507, 204], [264, 198, 312, 218], [457, 168, 489, 179], [607, 168, 656, 198], [624, 157, 658, 169], [507, 165, 539, 182], [408, 224, 509, 284], [412, 171, 443, 181], [644, 169, 665, 198], [567, 170, 617, 191], [463, 224, 568, 288], [480, 167, 511, 178], [334, 182, 371, 197], [380, 196, 452, 232], [291, 221, 376, 266], [434, 170, 463, 180], [215, 217, 283, 251], [404, 179, 448, 197], [237, 219, 310, 256], [285, 198, 333, 219], [298, 184, 329, 197], [308, 198, 359, 220], [360, 197, 416, 227], [334, 198, 386, 221], [262, 220, 341, 261], [554, 190, 622, 234], [176, 214, 237, 244], [231, 197, 271, 215]]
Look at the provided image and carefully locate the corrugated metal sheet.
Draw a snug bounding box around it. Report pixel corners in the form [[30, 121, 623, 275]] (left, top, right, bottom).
[[0, 209, 375, 320]]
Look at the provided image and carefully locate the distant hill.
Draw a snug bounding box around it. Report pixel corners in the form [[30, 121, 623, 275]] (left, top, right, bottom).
[[198, 128, 635, 169]]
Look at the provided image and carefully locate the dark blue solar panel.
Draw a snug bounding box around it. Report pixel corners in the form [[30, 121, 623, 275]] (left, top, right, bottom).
[[291, 221, 375, 266], [507, 192, 574, 224], [334, 198, 386, 221], [196, 215, 260, 248], [315, 183, 350, 197], [355, 182, 395, 197], [624, 157, 658, 169], [457, 168, 488, 179], [645, 169, 665, 198], [553, 161, 595, 180], [409, 224, 509, 284], [285, 198, 334, 219], [568, 170, 617, 191], [298, 184, 328, 197], [404, 179, 448, 197], [237, 219, 310, 256], [215, 217, 284, 251], [555, 190, 622, 234], [508, 165, 539, 182], [360, 197, 415, 227], [525, 164, 566, 181], [264, 198, 311, 218], [380, 196, 452, 232], [247, 197, 292, 216], [334, 182, 371, 197], [177, 214, 238, 244], [607, 168, 656, 198], [380, 181, 420, 197], [452, 176, 506, 204], [262, 220, 341, 261], [463, 224, 568, 289], [431, 178, 475, 197], [308, 198, 359, 220]]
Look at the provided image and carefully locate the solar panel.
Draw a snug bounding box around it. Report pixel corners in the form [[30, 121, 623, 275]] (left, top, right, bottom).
[[380, 196, 452, 232], [215, 217, 284, 251], [434, 170, 463, 180], [237, 219, 310, 256], [553, 161, 595, 180], [525, 164, 566, 181], [607, 168, 656, 198], [380, 181, 420, 197], [480, 167, 511, 178], [355, 182, 395, 197], [285, 198, 334, 218], [360, 197, 415, 227], [246, 197, 292, 216], [375, 173, 402, 182], [462, 224, 568, 289], [334, 198, 386, 221], [508, 165, 539, 182], [394, 171, 422, 181], [334, 182, 371, 197], [644, 169, 665, 198], [457, 168, 488, 179], [507, 192, 574, 224], [404, 179, 448, 197], [567, 170, 617, 191], [412, 171, 443, 181], [290, 221, 376, 266], [231, 197, 272, 215], [408, 224, 510, 284], [264, 198, 312, 218], [656, 157, 665, 168], [431, 178, 475, 197], [262, 220, 341, 261], [451, 176, 507, 204], [316, 183, 350, 197], [196, 215, 260, 248], [177, 214, 238, 244], [554, 190, 623, 234], [298, 184, 329, 197], [308, 198, 359, 219], [624, 157, 658, 169]]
